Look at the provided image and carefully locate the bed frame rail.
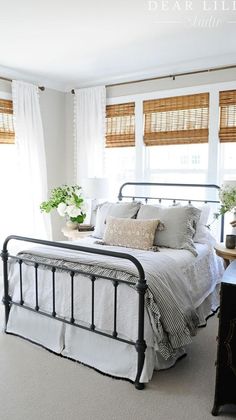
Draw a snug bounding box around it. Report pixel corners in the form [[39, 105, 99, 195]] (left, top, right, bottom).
[[1, 235, 147, 390], [1, 182, 223, 390]]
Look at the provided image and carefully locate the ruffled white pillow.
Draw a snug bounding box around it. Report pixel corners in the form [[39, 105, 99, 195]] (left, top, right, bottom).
[[137, 204, 201, 256]]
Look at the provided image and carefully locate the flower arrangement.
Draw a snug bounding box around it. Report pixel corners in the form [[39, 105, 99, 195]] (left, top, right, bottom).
[[214, 184, 236, 222], [40, 185, 86, 224]]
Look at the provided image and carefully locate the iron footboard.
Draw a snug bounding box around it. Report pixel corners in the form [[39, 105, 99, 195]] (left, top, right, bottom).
[[1, 235, 147, 390]]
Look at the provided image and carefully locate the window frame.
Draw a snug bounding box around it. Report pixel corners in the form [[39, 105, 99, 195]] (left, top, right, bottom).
[[106, 80, 236, 189]]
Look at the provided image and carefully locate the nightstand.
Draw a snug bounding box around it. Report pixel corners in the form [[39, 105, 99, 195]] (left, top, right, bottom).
[[212, 260, 236, 416], [214, 243, 236, 268], [61, 226, 94, 241]]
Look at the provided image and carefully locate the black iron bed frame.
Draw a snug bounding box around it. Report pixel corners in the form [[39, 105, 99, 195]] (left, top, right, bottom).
[[1, 182, 223, 390]]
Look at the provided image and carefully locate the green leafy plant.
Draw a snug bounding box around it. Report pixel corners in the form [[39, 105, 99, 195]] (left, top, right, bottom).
[[214, 184, 236, 219], [40, 185, 86, 224]]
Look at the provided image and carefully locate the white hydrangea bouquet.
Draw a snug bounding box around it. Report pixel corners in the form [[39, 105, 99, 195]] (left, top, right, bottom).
[[215, 183, 236, 228], [40, 185, 86, 225]]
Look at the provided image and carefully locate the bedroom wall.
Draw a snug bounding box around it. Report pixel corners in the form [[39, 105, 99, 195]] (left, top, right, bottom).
[[106, 67, 236, 98], [0, 80, 11, 93]]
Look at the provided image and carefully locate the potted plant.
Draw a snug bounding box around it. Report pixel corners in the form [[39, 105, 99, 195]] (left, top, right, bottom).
[[215, 183, 236, 231], [40, 185, 86, 228]]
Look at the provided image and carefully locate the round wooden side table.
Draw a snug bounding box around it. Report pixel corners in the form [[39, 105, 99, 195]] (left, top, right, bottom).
[[214, 242, 236, 268], [61, 226, 94, 241]]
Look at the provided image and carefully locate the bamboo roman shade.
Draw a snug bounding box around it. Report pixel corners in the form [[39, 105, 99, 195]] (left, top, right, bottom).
[[0, 99, 15, 144], [106, 102, 135, 147], [219, 90, 236, 142], [143, 93, 209, 146]]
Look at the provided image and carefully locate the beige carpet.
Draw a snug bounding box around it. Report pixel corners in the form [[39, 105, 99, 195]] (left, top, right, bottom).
[[0, 306, 236, 420]]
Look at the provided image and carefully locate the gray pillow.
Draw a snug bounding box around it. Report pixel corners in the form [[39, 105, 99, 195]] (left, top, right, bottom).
[[92, 201, 141, 239], [137, 204, 201, 256]]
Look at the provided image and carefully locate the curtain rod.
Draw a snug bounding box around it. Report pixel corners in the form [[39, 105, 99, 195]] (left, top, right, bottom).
[[71, 64, 236, 94], [0, 75, 45, 91]]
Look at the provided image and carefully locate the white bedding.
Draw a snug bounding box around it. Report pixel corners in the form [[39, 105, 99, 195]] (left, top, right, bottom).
[[158, 243, 223, 308], [5, 237, 224, 383]]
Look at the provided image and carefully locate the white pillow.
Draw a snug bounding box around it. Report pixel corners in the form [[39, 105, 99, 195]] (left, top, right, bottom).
[[159, 202, 213, 245], [171, 203, 214, 244], [193, 204, 211, 243], [92, 201, 141, 239], [137, 204, 201, 256], [103, 216, 160, 250]]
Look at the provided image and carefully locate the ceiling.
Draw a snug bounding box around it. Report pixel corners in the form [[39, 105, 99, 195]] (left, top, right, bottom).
[[0, 0, 235, 91]]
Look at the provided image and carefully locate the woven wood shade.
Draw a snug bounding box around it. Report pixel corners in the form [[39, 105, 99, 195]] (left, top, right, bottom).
[[106, 102, 135, 147], [219, 90, 236, 142], [143, 93, 209, 146], [0, 99, 15, 144]]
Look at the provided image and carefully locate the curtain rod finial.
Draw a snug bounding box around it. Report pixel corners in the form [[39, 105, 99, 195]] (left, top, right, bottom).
[[39, 86, 45, 91], [71, 89, 75, 94]]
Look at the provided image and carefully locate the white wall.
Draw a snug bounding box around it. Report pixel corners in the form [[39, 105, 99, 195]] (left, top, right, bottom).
[[106, 68, 236, 98], [0, 80, 11, 93]]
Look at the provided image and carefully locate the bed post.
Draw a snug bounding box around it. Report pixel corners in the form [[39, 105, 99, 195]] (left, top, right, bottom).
[[1, 245, 10, 330], [134, 278, 148, 390]]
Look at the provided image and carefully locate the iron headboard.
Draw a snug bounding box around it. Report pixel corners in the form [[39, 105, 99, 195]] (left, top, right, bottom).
[[118, 182, 224, 242]]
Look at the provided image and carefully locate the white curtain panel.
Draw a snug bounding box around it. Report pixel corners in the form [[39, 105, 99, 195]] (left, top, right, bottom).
[[12, 80, 52, 240], [75, 86, 106, 183]]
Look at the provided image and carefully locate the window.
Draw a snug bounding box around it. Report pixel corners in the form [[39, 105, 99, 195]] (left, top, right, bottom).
[[219, 90, 236, 181], [105, 102, 135, 148], [145, 143, 208, 186], [144, 93, 209, 188], [0, 99, 14, 144], [105, 86, 236, 201], [191, 154, 200, 165], [105, 102, 135, 199], [143, 93, 209, 146], [219, 90, 236, 143]]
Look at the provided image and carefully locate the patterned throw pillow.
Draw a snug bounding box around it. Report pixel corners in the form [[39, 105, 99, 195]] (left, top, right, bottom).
[[103, 216, 160, 250]]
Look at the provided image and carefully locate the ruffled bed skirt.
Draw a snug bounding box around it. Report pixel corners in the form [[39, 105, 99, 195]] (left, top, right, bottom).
[[5, 285, 220, 384]]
